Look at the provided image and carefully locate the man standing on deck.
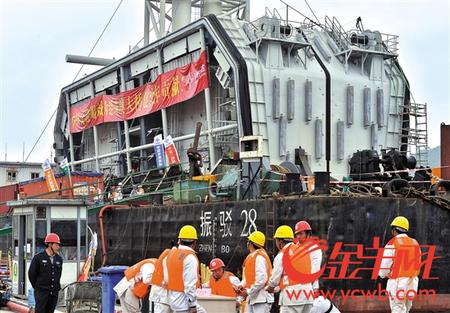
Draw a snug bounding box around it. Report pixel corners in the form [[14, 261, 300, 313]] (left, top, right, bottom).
[[28, 233, 63, 313], [378, 216, 420, 313], [163, 225, 206, 313], [267, 225, 314, 313], [237, 231, 274, 313]]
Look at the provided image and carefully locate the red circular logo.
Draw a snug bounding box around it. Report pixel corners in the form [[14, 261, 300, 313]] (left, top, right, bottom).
[[282, 238, 328, 284]]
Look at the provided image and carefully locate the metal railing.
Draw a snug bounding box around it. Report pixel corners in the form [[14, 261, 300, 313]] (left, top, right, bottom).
[[381, 33, 399, 54], [324, 16, 349, 52]]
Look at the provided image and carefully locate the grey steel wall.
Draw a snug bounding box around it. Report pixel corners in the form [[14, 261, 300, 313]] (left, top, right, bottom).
[[89, 197, 450, 292]]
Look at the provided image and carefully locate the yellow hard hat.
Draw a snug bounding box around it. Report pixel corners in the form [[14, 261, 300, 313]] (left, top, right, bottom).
[[274, 225, 294, 239], [248, 231, 265, 247], [391, 216, 409, 232], [178, 225, 198, 240]]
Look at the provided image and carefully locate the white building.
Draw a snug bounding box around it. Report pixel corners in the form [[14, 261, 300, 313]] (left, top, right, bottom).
[[0, 162, 44, 186]]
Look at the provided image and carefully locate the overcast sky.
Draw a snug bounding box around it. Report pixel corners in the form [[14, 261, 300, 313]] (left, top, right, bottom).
[[0, 0, 449, 163]]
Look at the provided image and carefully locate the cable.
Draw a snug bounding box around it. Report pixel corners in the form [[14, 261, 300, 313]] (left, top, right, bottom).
[[303, 0, 321, 24], [24, 109, 57, 162], [280, 0, 323, 29], [24, 0, 125, 162], [72, 0, 124, 82]]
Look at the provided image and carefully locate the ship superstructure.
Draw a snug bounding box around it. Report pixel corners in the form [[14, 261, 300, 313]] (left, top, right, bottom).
[[53, 0, 428, 179]]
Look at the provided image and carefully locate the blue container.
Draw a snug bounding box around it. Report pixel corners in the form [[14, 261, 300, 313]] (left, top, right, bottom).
[[98, 265, 128, 313], [88, 275, 103, 283]]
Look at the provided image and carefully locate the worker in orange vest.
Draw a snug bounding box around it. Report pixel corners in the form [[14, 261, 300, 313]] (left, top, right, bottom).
[[203, 258, 241, 310], [237, 231, 274, 313], [150, 248, 172, 313], [378, 216, 420, 313], [163, 225, 206, 313], [267, 225, 314, 312], [114, 258, 157, 313], [295, 221, 322, 296], [204, 258, 240, 297]]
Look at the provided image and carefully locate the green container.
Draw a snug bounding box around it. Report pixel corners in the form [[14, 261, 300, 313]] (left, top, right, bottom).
[[261, 171, 284, 195], [343, 176, 353, 192], [173, 180, 209, 204]]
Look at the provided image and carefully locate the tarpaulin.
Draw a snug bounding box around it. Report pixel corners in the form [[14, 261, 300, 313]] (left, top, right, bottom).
[[70, 51, 209, 133]]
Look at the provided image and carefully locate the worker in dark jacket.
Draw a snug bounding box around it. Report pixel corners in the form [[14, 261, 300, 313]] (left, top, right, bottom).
[[28, 233, 63, 313]]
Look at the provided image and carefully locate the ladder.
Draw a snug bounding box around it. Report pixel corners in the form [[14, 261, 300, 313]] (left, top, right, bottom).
[[386, 66, 405, 147], [265, 201, 277, 256], [409, 102, 429, 166]]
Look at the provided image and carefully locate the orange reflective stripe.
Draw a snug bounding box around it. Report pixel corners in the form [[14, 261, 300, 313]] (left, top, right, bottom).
[[166, 248, 200, 292], [243, 249, 272, 287], [279, 244, 312, 289], [391, 236, 420, 278], [210, 271, 236, 298], [151, 249, 171, 287]]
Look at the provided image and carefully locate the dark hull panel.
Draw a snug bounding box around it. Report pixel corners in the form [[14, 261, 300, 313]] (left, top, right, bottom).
[[89, 196, 450, 294]]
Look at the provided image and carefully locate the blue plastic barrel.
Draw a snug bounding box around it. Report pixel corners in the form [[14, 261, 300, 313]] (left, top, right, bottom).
[[98, 265, 128, 313]]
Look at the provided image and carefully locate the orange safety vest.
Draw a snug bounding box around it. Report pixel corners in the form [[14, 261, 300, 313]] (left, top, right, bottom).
[[279, 244, 312, 289], [243, 249, 272, 287], [210, 271, 236, 298], [124, 258, 157, 299], [151, 249, 171, 287], [166, 248, 200, 292], [388, 236, 421, 278]]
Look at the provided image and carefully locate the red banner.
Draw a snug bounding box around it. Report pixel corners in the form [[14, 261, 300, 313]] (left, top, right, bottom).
[[70, 51, 209, 133], [164, 135, 181, 166]]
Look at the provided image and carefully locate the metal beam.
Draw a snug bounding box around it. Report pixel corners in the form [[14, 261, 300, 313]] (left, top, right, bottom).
[[172, 0, 191, 31], [244, 0, 250, 21], [89, 82, 101, 172], [70, 124, 237, 166], [119, 66, 132, 172], [146, 0, 161, 39], [147, 1, 173, 22], [200, 28, 216, 169], [64, 93, 76, 171], [144, 0, 150, 45], [218, 3, 246, 18], [160, 0, 166, 36], [158, 49, 169, 138], [139, 76, 148, 171], [65, 55, 115, 66]]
